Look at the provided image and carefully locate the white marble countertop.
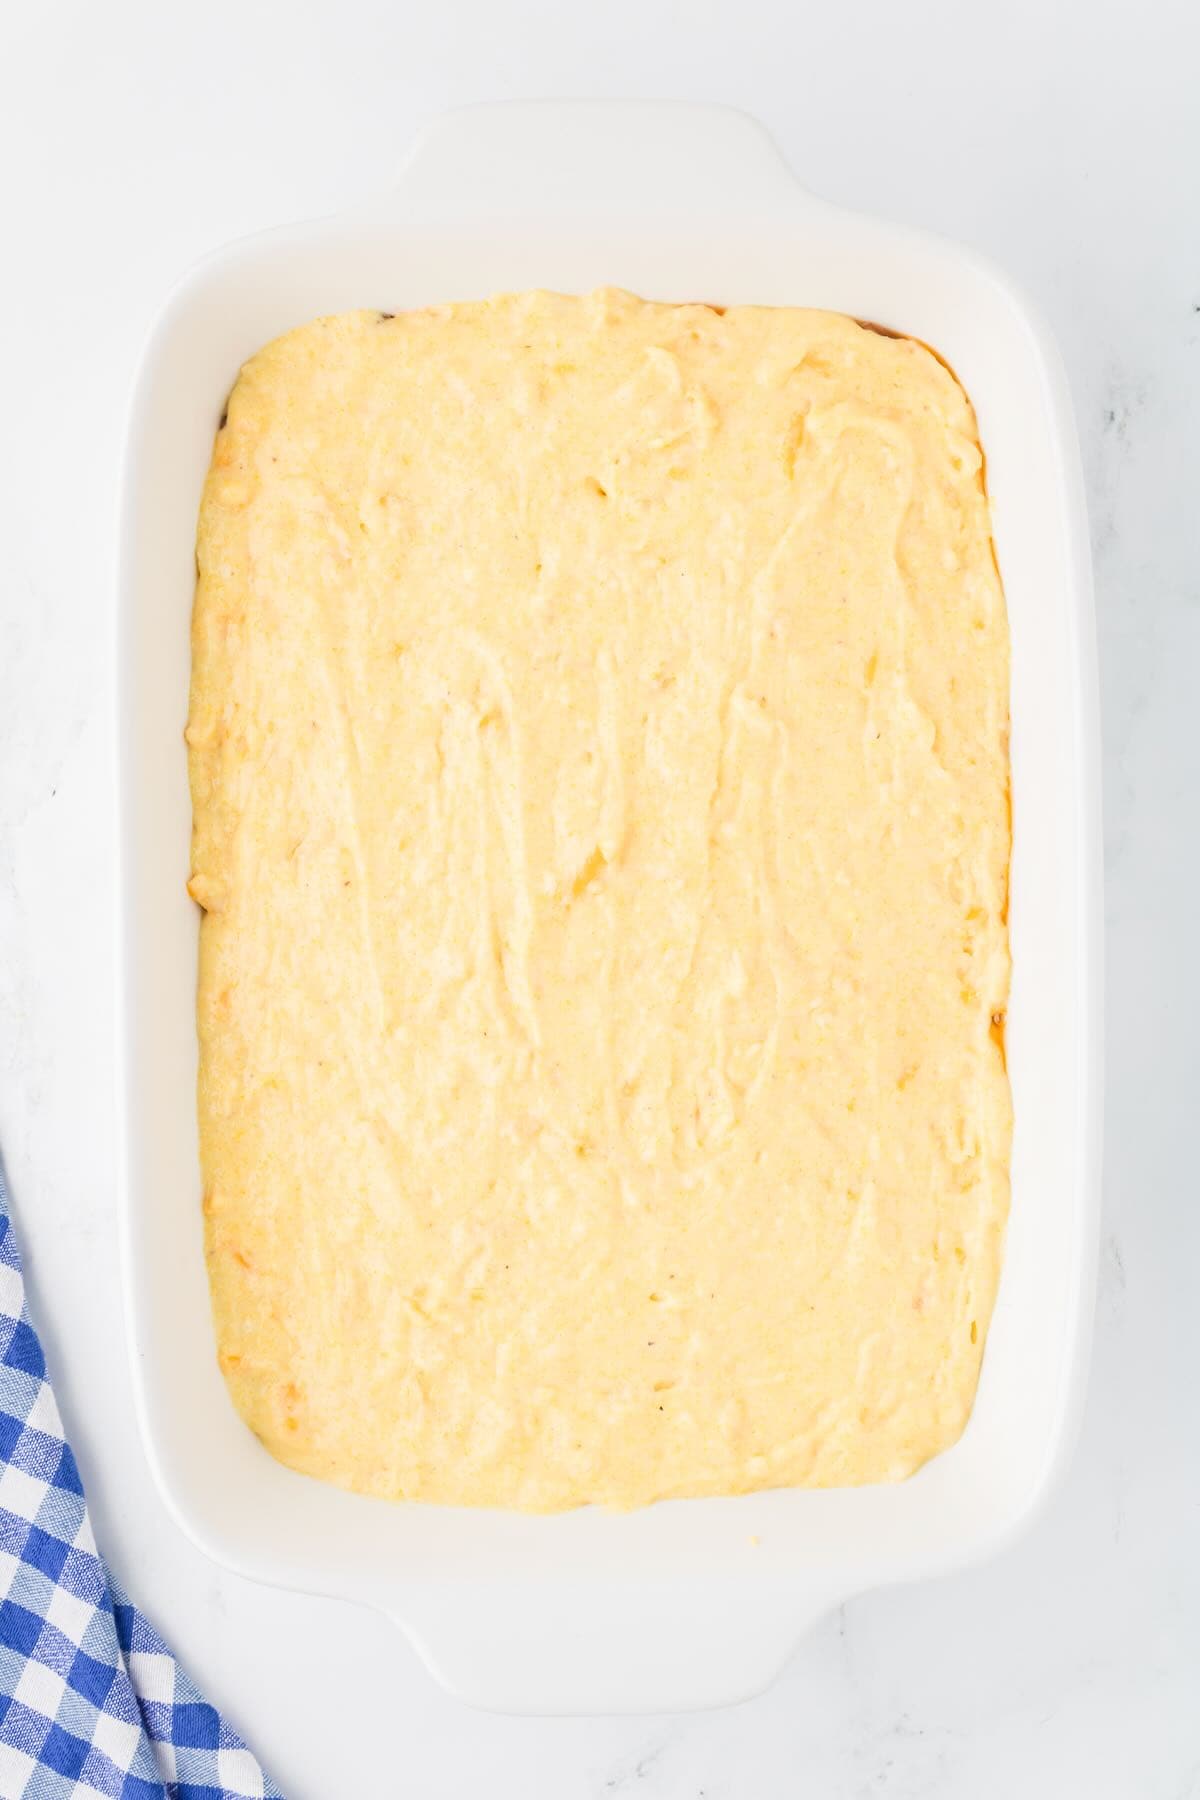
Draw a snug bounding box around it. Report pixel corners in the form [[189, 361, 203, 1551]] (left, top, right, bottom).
[[2, 2, 1197, 1793]]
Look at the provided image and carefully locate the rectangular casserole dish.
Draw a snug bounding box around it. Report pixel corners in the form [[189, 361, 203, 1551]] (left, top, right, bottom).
[[117, 100, 1102, 1715]]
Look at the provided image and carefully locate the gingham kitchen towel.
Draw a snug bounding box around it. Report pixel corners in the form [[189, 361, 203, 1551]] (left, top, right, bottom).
[[0, 1167, 282, 1800]]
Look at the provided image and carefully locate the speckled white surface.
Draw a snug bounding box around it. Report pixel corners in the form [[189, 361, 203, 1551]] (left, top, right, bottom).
[[2, 1, 1197, 1793]]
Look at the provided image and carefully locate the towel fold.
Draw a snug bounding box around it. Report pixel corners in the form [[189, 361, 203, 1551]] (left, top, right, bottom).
[[0, 1168, 282, 1800]]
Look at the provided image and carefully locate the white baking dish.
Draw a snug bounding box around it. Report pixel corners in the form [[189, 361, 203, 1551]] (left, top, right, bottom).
[[117, 101, 1102, 1715]]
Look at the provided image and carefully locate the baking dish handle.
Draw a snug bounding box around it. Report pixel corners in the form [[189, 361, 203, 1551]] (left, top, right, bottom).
[[379, 100, 819, 227], [392, 1575, 846, 1714]]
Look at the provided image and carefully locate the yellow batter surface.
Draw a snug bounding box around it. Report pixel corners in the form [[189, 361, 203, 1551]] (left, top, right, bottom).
[[189, 289, 1011, 1510]]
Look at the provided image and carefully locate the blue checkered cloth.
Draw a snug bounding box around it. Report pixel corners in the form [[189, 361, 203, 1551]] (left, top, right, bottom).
[[0, 1169, 282, 1799]]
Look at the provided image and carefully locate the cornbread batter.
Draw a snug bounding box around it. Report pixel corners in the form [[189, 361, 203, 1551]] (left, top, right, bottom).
[[188, 290, 1011, 1510]]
